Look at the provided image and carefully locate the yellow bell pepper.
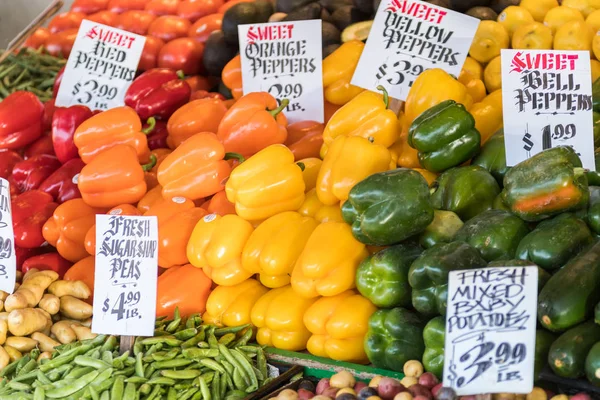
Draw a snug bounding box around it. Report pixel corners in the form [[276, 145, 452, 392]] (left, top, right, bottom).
[[187, 214, 254, 286], [298, 189, 345, 223], [203, 279, 269, 327], [242, 211, 319, 288], [316, 136, 391, 206], [459, 56, 484, 82], [470, 89, 503, 145], [226, 145, 306, 221], [291, 222, 368, 298], [322, 41, 365, 105], [251, 285, 318, 351], [414, 168, 438, 185], [322, 87, 399, 149], [299, 157, 322, 192], [304, 290, 377, 364], [405, 68, 474, 124]]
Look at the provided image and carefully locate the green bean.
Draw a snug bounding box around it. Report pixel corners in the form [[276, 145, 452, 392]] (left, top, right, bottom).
[[74, 356, 111, 369], [123, 382, 136, 400], [199, 376, 212, 400], [183, 348, 219, 359], [174, 328, 197, 340], [160, 370, 202, 380], [135, 352, 145, 378], [45, 370, 99, 398], [109, 375, 124, 400], [153, 358, 194, 369], [214, 325, 250, 336]]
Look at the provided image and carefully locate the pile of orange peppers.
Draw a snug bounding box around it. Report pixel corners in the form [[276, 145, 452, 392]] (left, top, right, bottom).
[[4, 38, 504, 366]]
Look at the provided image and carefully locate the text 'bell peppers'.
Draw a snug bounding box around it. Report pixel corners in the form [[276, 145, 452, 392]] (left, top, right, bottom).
[[125, 68, 192, 120], [323, 86, 399, 150], [38, 158, 85, 204], [316, 136, 390, 206], [291, 222, 368, 298], [43, 198, 106, 263], [408, 241, 487, 317], [304, 290, 377, 364], [52, 105, 93, 164], [217, 92, 288, 157], [74, 106, 151, 164], [342, 169, 434, 245], [0, 91, 44, 149], [226, 145, 306, 221], [167, 98, 227, 149], [322, 41, 364, 105], [12, 191, 58, 249], [502, 146, 589, 222], [203, 279, 269, 327], [251, 285, 318, 351], [365, 308, 425, 372], [187, 214, 254, 286], [222, 55, 243, 100], [284, 121, 324, 161], [408, 100, 481, 173], [157, 132, 235, 201], [21, 253, 72, 279], [11, 154, 61, 193], [156, 263, 212, 318], [242, 211, 318, 288], [78, 145, 155, 208]]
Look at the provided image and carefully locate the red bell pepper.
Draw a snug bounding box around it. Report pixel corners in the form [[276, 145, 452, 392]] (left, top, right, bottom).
[[21, 252, 72, 278], [144, 118, 169, 150], [190, 90, 225, 101], [43, 99, 57, 132], [124, 68, 191, 120], [24, 135, 56, 159], [11, 155, 62, 193], [0, 91, 44, 149], [52, 105, 94, 164], [0, 150, 23, 179], [53, 67, 65, 98], [15, 246, 49, 271], [38, 159, 85, 204], [12, 190, 58, 249]]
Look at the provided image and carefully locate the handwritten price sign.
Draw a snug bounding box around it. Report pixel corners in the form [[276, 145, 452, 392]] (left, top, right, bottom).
[[443, 267, 538, 395], [0, 179, 15, 294], [92, 215, 158, 336]]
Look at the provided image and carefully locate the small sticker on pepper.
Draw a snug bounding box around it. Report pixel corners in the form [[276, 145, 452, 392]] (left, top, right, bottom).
[[203, 213, 217, 223], [172, 197, 186, 204]]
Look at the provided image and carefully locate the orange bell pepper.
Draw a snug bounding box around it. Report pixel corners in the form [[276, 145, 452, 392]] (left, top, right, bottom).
[[78, 145, 156, 208], [222, 55, 242, 100], [42, 199, 106, 263], [284, 121, 324, 161], [217, 92, 288, 157], [166, 98, 228, 149], [157, 132, 239, 201], [206, 191, 236, 216], [156, 264, 212, 318], [151, 148, 172, 172], [64, 255, 96, 305], [74, 106, 151, 164], [84, 204, 142, 255], [137, 185, 163, 213]]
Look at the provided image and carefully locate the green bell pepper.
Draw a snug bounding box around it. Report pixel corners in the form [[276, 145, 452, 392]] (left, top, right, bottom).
[[364, 308, 425, 372], [454, 209, 529, 262], [430, 165, 501, 221], [423, 316, 445, 379], [356, 243, 422, 308], [586, 149, 600, 186], [408, 241, 487, 317], [341, 168, 434, 245], [516, 213, 594, 270], [594, 112, 600, 148], [487, 260, 551, 292], [471, 130, 508, 186], [593, 76, 600, 113], [502, 146, 589, 222], [419, 210, 463, 249], [588, 186, 600, 234], [493, 194, 510, 211], [408, 100, 481, 173]]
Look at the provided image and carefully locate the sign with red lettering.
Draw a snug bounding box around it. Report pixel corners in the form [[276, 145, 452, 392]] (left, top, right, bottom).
[[55, 20, 146, 111], [351, 0, 479, 100], [238, 20, 324, 123], [501, 49, 595, 170]]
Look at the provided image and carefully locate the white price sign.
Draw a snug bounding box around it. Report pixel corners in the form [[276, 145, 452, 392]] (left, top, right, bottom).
[[92, 215, 158, 337], [0, 178, 16, 294], [238, 20, 324, 123], [55, 20, 146, 111], [443, 267, 538, 395], [351, 0, 479, 101], [501, 49, 595, 170]]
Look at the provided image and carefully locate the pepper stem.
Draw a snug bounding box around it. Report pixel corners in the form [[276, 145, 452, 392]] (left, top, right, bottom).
[[376, 85, 390, 109], [269, 99, 289, 118], [574, 167, 586, 177], [297, 162, 305, 171], [142, 154, 158, 172], [176, 70, 185, 80], [224, 152, 245, 163], [142, 117, 156, 135]]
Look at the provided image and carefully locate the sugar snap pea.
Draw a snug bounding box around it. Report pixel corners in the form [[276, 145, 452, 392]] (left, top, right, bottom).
[[45, 370, 99, 398], [153, 358, 194, 369], [160, 369, 202, 380], [110, 375, 124, 400], [74, 356, 111, 369]]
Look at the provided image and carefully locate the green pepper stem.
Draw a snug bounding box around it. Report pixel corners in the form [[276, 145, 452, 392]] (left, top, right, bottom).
[[574, 167, 586, 177], [297, 162, 305, 171], [269, 99, 289, 118], [142, 154, 158, 172], [376, 85, 390, 109], [142, 117, 156, 135], [176, 70, 185, 80], [224, 152, 245, 163]]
